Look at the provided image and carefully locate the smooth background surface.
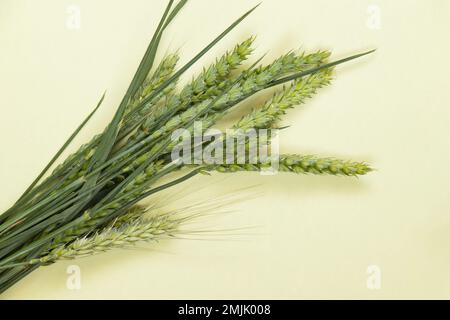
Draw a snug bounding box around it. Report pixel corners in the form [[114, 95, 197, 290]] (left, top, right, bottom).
[[1, 0, 449, 299]]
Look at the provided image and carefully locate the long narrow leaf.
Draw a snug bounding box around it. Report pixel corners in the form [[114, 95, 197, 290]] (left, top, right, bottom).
[[268, 49, 376, 87], [15, 92, 104, 204], [0, 93, 105, 226]]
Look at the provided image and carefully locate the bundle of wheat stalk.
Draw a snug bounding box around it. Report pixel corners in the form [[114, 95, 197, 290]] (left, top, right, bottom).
[[0, 0, 373, 294]]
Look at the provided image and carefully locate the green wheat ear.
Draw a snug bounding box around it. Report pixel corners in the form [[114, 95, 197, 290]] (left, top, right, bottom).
[[33, 216, 182, 264], [235, 67, 333, 130], [209, 155, 372, 176]]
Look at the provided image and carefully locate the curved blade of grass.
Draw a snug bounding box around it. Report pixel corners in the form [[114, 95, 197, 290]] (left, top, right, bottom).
[[0, 265, 38, 294], [268, 49, 376, 88], [0, 92, 106, 225], [164, 0, 188, 29], [128, 0, 177, 99]]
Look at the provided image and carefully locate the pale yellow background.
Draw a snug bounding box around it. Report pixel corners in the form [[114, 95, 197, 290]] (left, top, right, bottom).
[[0, 0, 449, 299]]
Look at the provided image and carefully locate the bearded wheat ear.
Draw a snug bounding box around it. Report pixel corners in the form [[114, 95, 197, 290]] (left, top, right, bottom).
[[28, 193, 245, 266], [32, 217, 181, 265]]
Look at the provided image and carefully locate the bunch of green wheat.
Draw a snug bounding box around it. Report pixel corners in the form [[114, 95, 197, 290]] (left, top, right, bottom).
[[0, 0, 373, 293]]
